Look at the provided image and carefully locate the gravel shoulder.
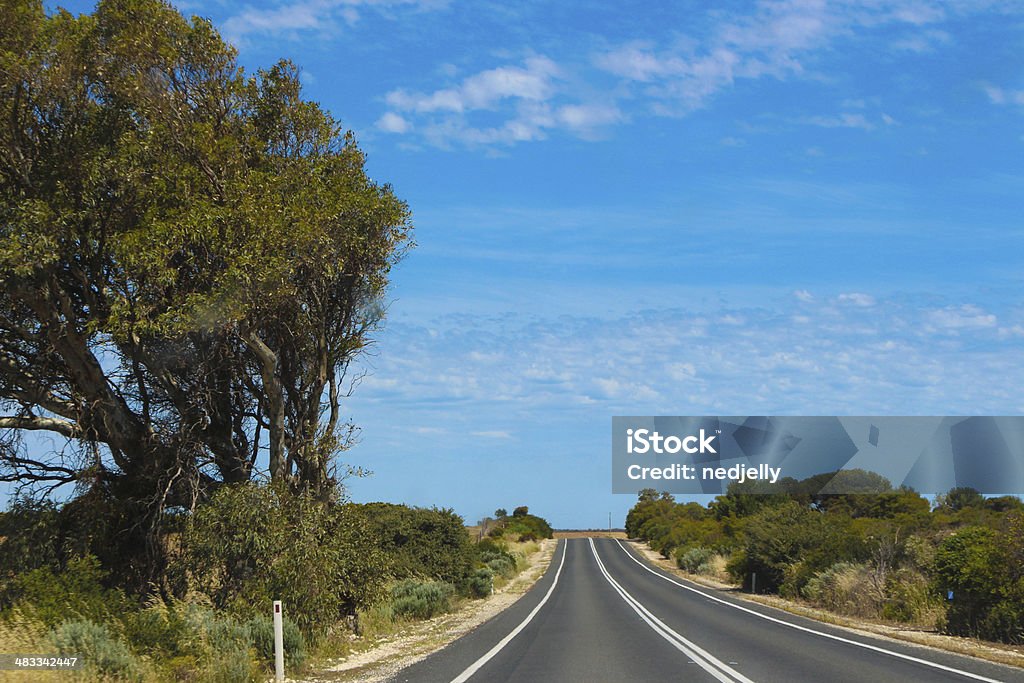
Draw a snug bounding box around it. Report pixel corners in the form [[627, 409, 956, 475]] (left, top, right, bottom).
[[300, 538, 557, 683], [627, 540, 1024, 670]]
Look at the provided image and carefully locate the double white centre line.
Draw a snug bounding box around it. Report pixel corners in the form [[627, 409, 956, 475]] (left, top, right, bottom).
[[588, 538, 755, 683]]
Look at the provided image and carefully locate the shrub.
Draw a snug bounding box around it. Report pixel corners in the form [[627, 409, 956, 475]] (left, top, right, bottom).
[[881, 569, 936, 624], [800, 562, 873, 616], [390, 580, 455, 620], [501, 513, 553, 542], [464, 568, 494, 598], [4, 556, 127, 628], [121, 596, 265, 681], [729, 502, 863, 595], [355, 503, 475, 585], [478, 549, 517, 580], [178, 483, 387, 641], [247, 615, 307, 669], [933, 526, 1023, 642], [675, 547, 715, 574], [50, 619, 146, 681]]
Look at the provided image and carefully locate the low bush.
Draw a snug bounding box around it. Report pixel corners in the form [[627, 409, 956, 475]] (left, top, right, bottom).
[[464, 568, 494, 598], [675, 546, 715, 574], [479, 549, 517, 579], [390, 580, 455, 620], [800, 562, 872, 615], [50, 619, 147, 681], [881, 569, 936, 624], [247, 614, 307, 669], [3, 556, 127, 629]]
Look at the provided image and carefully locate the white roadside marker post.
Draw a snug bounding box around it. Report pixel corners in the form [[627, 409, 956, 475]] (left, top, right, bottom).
[[273, 600, 284, 681]]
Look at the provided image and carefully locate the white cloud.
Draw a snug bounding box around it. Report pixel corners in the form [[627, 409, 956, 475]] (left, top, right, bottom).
[[927, 305, 998, 330], [556, 104, 623, 133], [984, 84, 1024, 107], [352, 294, 1024, 423], [376, 111, 411, 134], [222, 0, 447, 43], [890, 28, 951, 52], [379, 57, 625, 147], [803, 112, 876, 130], [837, 292, 875, 306], [794, 289, 815, 302], [386, 57, 559, 114], [412, 426, 448, 435], [589, 0, 960, 118], [594, 44, 688, 82], [471, 430, 512, 439]]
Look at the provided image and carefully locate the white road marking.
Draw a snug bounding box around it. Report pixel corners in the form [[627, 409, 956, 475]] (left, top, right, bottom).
[[614, 539, 1006, 683], [449, 539, 568, 683], [589, 538, 756, 683]]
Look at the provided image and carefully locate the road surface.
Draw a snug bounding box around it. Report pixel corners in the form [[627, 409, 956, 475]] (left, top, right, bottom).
[[389, 538, 1024, 683]]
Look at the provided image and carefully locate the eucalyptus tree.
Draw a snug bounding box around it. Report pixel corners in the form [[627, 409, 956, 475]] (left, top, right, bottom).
[[0, 0, 411, 575]]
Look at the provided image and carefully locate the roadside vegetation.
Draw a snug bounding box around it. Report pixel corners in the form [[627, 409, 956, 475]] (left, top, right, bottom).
[[626, 475, 1024, 645], [0, 486, 553, 680], [0, 3, 558, 679]]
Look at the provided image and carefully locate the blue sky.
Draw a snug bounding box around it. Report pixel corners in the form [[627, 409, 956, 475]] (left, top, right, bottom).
[[50, 0, 1024, 528]]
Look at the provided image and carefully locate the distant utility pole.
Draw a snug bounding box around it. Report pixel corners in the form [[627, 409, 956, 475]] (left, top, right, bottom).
[[608, 512, 612, 531]]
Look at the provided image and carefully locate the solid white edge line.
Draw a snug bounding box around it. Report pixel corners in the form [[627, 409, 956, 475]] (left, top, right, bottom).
[[449, 539, 568, 683], [589, 538, 756, 683], [614, 539, 1006, 683]]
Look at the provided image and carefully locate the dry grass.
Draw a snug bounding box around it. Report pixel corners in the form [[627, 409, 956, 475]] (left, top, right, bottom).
[[0, 610, 62, 682]]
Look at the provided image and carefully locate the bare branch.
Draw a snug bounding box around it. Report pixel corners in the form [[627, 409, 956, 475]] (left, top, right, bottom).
[[0, 415, 81, 438]]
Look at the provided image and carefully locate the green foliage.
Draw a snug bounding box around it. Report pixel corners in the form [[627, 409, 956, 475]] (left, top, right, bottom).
[[800, 562, 870, 614], [0, 499, 66, 577], [2, 556, 127, 629], [727, 501, 865, 595], [881, 569, 936, 623], [389, 579, 455, 620], [497, 510, 553, 542], [464, 568, 494, 598], [247, 615, 307, 670], [178, 483, 386, 641], [50, 619, 146, 681], [675, 546, 716, 574], [1, 0, 414, 588], [478, 548, 517, 579], [934, 524, 1024, 642], [120, 596, 306, 680], [355, 503, 474, 586], [626, 480, 1024, 644], [196, 613, 259, 683], [936, 487, 986, 512]]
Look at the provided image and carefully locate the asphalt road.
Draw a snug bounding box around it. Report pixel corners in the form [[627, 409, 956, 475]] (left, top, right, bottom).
[[389, 538, 1024, 683]]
